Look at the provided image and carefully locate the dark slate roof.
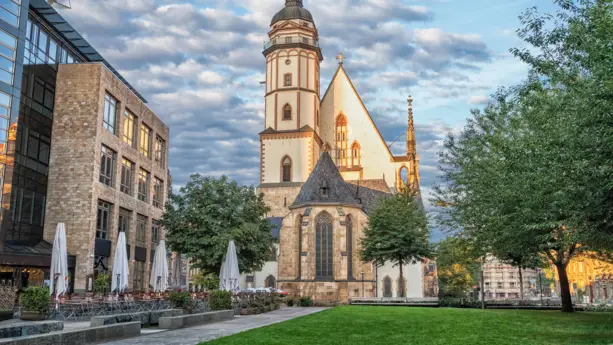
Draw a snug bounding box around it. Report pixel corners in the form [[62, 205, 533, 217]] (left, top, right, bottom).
[[267, 217, 283, 239], [259, 125, 316, 135], [271, 0, 315, 27], [346, 180, 393, 215], [291, 152, 361, 209]]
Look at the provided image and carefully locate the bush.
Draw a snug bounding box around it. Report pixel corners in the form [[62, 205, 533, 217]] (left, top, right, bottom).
[[439, 297, 481, 309], [93, 274, 109, 295], [210, 290, 232, 310], [286, 298, 295, 307], [583, 304, 613, 312], [20, 286, 50, 313], [169, 291, 192, 309], [299, 296, 313, 307]]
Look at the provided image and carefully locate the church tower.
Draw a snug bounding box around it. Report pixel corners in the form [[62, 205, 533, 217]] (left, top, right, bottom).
[[259, 0, 324, 217]]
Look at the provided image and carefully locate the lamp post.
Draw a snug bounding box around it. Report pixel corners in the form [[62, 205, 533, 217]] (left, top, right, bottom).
[[538, 268, 543, 305], [361, 271, 364, 297], [596, 276, 600, 302]]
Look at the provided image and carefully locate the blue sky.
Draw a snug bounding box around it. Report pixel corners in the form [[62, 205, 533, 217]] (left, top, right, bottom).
[[56, 0, 559, 239]]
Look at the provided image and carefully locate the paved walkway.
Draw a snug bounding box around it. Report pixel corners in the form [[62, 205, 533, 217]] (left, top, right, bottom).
[[100, 307, 327, 345]]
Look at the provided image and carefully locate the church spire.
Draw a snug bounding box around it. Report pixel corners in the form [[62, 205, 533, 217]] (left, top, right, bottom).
[[407, 95, 416, 158]]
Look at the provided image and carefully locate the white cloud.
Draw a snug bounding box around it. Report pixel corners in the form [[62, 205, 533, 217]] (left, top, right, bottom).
[[468, 95, 490, 105]]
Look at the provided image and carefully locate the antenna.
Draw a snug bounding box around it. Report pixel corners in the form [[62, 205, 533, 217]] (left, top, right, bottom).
[[47, 0, 72, 9]]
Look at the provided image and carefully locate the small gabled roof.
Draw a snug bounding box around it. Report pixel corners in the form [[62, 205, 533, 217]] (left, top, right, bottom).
[[291, 152, 361, 209]]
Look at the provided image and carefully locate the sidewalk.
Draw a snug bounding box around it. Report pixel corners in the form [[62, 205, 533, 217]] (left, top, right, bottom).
[[100, 307, 327, 345]]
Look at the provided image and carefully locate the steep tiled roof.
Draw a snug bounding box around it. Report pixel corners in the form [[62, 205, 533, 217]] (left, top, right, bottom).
[[291, 152, 361, 209], [346, 180, 393, 215]]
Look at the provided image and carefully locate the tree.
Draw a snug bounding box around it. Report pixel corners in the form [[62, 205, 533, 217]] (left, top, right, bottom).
[[162, 175, 274, 275], [436, 237, 481, 298], [360, 188, 432, 293]]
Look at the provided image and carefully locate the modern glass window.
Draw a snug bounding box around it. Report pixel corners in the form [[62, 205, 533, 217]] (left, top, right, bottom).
[[0, 0, 19, 27], [123, 110, 136, 147], [315, 212, 333, 279], [0, 29, 15, 85], [281, 156, 291, 182], [99, 145, 116, 187], [120, 158, 134, 195], [134, 261, 145, 291], [96, 200, 112, 240], [136, 214, 147, 247], [283, 104, 291, 120], [103, 93, 118, 135], [151, 221, 160, 246], [0, 91, 10, 151], [154, 136, 166, 168], [138, 168, 150, 202], [140, 123, 152, 158], [153, 177, 163, 208], [118, 208, 131, 244]]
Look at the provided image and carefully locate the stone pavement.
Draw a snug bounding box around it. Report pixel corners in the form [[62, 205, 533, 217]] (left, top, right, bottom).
[[100, 307, 327, 345]]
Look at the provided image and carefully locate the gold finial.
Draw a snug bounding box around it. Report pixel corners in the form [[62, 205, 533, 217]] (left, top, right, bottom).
[[336, 52, 345, 65], [408, 95, 413, 116]]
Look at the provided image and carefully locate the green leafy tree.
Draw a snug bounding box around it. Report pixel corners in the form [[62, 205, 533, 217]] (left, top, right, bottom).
[[436, 237, 481, 298], [162, 175, 274, 275], [360, 188, 432, 288]]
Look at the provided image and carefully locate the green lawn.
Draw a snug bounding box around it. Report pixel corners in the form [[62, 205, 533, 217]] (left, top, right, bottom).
[[204, 306, 613, 345]]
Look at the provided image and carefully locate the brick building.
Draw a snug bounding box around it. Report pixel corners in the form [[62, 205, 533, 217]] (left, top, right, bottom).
[[0, 0, 169, 293], [483, 256, 539, 300]]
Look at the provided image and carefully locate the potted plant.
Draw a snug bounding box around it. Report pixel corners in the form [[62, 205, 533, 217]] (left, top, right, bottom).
[[93, 274, 109, 296], [169, 290, 193, 313], [20, 286, 50, 321]]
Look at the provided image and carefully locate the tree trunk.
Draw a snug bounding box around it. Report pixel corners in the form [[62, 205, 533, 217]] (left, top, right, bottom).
[[519, 267, 524, 302], [555, 262, 574, 313], [398, 261, 404, 298]]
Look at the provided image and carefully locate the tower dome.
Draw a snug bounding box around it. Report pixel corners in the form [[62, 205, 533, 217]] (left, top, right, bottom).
[[271, 0, 315, 27]]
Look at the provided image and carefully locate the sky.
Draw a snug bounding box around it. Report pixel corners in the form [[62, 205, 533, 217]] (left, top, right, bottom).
[[56, 0, 559, 240]]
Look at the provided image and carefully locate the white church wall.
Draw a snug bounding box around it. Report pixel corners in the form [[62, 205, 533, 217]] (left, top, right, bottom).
[[262, 137, 312, 183], [377, 262, 424, 298], [320, 68, 402, 189]]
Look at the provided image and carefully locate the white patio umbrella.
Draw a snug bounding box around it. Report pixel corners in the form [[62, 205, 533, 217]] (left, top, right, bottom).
[[111, 232, 129, 293], [49, 223, 68, 298], [219, 240, 240, 292], [150, 240, 169, 292]]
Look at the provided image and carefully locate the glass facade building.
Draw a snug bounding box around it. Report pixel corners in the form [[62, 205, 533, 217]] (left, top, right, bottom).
[[0, 0, 146, 288]]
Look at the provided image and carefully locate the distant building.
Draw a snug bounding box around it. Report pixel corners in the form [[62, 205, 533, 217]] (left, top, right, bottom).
[[556, 256, 613, 303], [483, 257, 539, 300]]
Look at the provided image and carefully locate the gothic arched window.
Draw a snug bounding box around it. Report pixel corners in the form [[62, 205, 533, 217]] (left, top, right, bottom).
[[316, 211, 333, 279], [265, 275, 276, 288], [283, 104, 292, 120], [281, 156, 292, 182], [383, 276, 392, 297], [335, 114, 348, 166], [346, 215, 353, 280], [351, 141, 360, 167]]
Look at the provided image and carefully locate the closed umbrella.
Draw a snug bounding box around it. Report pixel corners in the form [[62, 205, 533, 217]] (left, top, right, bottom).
[[150, 240, 169, 292], [111, 232, 129, 293], [50, 223, 68, 298], [219, 240, 240, 292]]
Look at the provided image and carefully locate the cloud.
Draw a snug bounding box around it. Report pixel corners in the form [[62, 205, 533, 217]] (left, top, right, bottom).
[[468, 95, 490, 105]]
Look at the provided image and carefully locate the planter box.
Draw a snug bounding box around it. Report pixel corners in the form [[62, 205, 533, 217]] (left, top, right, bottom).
[[20, 311, 46, 321]]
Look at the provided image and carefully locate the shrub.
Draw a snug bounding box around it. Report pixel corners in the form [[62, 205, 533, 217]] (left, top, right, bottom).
[[20, 286, 50, 313], [169, 291, 192, 309], [286, 298, 295, 307], [93, 274, 110, 295], [210, 290, 233, 310], [439, 297, 481, 309], [299, 296, 313, 307], [583, 304, 613, 312]]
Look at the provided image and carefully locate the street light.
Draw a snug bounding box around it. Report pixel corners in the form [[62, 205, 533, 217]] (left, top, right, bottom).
[[596, 276, 600, 302], [538, 268, 543, 305], [361, 271, 365, 297]]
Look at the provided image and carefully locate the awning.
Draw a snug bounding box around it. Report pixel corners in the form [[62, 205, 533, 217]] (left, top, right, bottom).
[[1, 240, 76, 268]]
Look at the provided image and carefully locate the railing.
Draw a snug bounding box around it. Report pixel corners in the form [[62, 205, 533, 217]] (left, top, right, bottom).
[[350, 297, 439, 303], [264, 36, 320, 50]]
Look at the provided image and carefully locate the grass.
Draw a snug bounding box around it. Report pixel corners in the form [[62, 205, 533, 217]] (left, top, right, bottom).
[[203, 306, 613, 345]]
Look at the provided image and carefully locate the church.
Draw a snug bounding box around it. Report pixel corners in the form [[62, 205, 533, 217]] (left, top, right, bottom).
[[239, 0, 438, 302]]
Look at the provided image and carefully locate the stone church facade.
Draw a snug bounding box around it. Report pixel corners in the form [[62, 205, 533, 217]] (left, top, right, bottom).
[[240, 0, 438, 302]]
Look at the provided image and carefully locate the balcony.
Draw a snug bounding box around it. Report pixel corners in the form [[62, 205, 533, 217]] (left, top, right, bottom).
[[264, 36, 320, 50]]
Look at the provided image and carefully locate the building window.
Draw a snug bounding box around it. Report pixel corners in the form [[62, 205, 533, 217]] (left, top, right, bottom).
[[134, 261, 145, 291], [154, 136, 166, 168], [136, 214, 147, 247], [497, 282, 504, 289], [151, 221, 161, 247], [96, 200, 112, 240], [335, 114, 348, 166], [153, 177, 163, 208], [123, 110, 137, 148], [285, 36, 292, 44], [0, 30, 16, 85], [138, 168, 150, 202], [284, 73, 292, 86], [383, 276, 392, 298], [281, 156, 291, 182], [351, 141, 361, 167], [103, 93, 118, 135], [0, 1, 20, 28], [99, 145, 116, 187], [118, 208, 131, 244], [346, 215, 353, 280], [283, 104, 292, 120], [93, 256, 109, 278], [265, 275, 276, 288], [120, 158, 134, 195], [315, 211, 333, 279], [140, 123, 152, 158]]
